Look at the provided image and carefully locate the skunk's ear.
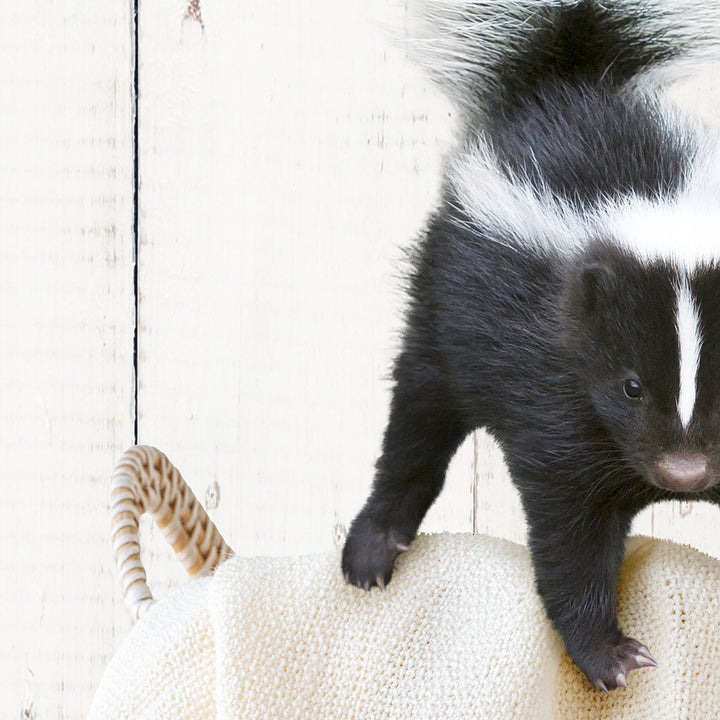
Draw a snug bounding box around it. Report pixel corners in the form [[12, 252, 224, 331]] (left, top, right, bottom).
[[578, 262, 616, 317], [562, 259, 617, 350]]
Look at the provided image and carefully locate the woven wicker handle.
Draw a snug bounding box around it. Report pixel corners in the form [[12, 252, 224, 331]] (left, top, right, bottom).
[[111, 445, 234, 621]]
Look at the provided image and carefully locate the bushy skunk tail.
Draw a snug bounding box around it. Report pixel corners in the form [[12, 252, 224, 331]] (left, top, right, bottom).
[[406, 0, 720, 119]]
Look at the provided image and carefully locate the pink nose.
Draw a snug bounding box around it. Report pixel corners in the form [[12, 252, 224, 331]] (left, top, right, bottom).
[[655, 453, 709, 492]]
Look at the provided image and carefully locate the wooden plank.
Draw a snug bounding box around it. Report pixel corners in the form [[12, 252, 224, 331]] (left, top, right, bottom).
[[135, 0, 468, 566], [0, 3, 135, 717]]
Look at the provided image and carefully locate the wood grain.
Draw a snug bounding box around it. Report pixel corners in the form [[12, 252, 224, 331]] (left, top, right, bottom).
[[0, 3, 135, 717], [135, 0, 461, 567]]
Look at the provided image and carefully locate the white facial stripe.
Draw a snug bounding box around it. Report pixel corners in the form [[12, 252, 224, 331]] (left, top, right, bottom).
[[676, 281, 702, 428]]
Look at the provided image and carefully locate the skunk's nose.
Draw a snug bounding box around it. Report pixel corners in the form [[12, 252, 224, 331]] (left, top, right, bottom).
[[654, 453, 709, 492]]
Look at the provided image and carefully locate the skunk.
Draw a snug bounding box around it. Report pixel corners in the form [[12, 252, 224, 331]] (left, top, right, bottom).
[[342, 0, 720, 693]]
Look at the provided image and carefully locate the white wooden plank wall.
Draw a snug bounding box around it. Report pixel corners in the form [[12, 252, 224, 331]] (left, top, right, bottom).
[[135, 0, 475, 589], [0, 2, 135, 718], [3, 2, 720, 716]]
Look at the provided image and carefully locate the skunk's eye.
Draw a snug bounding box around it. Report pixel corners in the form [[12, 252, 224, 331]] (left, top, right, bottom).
[[623, 379, 643, 400]]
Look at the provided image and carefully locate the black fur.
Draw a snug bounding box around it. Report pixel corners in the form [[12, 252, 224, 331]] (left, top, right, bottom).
[[343, 0, 720, 691], [492, 2, 677, 107], [487, 82, 696, 204]]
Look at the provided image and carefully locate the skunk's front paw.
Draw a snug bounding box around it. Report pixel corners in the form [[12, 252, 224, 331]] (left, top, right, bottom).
[[341, 513, 411, 591], [580, 635, 657, 692]]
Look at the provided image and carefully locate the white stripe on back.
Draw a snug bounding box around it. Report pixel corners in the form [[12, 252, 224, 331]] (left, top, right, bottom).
[[450, 135, 720, 269], [676, 280, 702, 429]]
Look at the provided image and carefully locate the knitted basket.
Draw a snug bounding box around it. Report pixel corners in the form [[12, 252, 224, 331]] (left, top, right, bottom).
[[93, 445, 720, 720], [110, 445, 233, 621]]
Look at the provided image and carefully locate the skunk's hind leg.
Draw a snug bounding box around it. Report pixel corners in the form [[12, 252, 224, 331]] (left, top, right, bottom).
[[342, 353, 467, 590]]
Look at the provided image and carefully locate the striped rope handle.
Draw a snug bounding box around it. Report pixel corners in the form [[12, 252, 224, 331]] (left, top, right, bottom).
[[110, 445, 234, 622]]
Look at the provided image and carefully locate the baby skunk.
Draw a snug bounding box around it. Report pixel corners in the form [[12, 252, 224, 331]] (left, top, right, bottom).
[[342, 0, 720, 693]]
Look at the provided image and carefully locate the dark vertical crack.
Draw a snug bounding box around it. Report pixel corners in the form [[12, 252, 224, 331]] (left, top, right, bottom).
[[132, 0, 140, 445]]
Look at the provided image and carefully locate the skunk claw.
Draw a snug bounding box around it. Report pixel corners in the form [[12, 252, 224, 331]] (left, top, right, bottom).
[[341, 515, 413, 592], [635, 645, 658, 665], [584, 635, 657, 692], [634, 653, 658, 668]]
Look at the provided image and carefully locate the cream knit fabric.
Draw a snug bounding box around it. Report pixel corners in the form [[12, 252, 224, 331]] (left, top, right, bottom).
[[88, 533, 720, 719]]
